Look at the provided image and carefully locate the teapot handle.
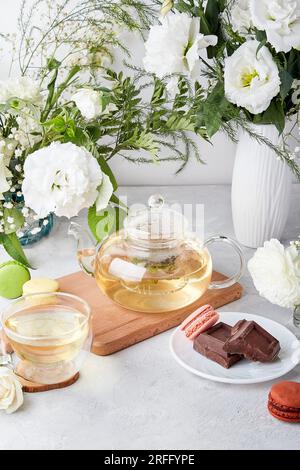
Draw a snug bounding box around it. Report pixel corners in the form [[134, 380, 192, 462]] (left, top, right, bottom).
[[203, 236, 245, 289], [68, 222, 97, 277]]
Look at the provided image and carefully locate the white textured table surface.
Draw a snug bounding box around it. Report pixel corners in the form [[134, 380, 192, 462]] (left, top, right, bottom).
[[1, 185, 300, 450]]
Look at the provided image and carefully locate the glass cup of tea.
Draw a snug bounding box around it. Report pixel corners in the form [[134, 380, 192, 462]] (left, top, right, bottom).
[[1, 292, 92, 385]]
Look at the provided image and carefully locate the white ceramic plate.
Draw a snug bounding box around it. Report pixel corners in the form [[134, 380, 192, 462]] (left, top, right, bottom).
[[170, 312, 300, 384]]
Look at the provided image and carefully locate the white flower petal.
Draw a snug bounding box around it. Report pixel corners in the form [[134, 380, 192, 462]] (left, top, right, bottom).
[[231, 0, 253, 35], [95, 173, 114, 213], [0, 368, 23, 414], [250, 0, 300, 52], [248, 239, 300, 309]]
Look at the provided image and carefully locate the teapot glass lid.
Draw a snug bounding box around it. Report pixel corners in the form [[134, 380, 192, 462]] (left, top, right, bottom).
[[124, 194, 188, 241]]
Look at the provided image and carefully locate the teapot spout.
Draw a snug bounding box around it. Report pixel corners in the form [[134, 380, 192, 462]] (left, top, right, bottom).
[[68, 222, 96, 277]]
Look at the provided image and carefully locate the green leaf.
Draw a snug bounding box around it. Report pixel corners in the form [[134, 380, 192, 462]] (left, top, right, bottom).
[[253, 100, 285, 134], [255, 30, 267, 42], [205, 0, 220, 34], [47, 57, 61, 71], [279, 70, 293, 99], [201, 82, 236, 138], [88, 205, 115, 242], [151, 79, 166, 105], [0, 233, 33, 268]]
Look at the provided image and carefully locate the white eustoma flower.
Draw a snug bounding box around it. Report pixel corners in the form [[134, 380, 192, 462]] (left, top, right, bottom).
[[0, 367, 23, 414], [250, 0, 300, 53], [0, 77, 42, 106], [22, 142, 103, 218], [143, 12, 217, 82], [73, 87, 117, 121], [231, 0, 253, 35], [248, 239, 300, 309], [224, 40, 280, 114]]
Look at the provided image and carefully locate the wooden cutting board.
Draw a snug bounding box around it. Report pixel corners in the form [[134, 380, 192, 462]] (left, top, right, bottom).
[[58, 271, 243, 356]]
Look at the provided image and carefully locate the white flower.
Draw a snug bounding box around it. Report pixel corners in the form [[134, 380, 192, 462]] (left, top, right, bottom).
[[224, 40, 281, 114], [0, 367, 23, 414], [231, 0, 253, 35], [250, 0, 300, 53], [72, 88, 117, 120], [22, 142, 103, 218], [143, 12, 217, 81], [248, 239, 300, 309], [0, 77, 42, 106], [72, 89, 116, 120], [72, 89, 102, 120]]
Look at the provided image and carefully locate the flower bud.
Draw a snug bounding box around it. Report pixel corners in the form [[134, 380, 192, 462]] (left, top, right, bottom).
[[161, 0, 173, 16]]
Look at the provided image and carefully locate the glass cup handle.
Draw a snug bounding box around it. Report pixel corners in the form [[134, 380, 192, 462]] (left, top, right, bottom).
[[203, 235, 245, 290]]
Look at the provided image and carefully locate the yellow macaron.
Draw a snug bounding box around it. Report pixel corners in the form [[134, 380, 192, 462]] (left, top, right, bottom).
[[22, 278, 59, 295]]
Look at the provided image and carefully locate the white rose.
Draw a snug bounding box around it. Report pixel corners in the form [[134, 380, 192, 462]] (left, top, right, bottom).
[[231, 0, 253, 35], [72, 89, 103, 120], [248, 239, 300, 309], [250, 0, 300, 53], [224, 40, 281, 114], [22, 142, 103, 218], [0, 77, 42, 106], [143, 12, 217, 82], [0, 367, 23, 414]]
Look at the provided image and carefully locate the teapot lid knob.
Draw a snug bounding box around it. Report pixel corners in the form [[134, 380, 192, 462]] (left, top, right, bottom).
[[148, 194, 164, 210]]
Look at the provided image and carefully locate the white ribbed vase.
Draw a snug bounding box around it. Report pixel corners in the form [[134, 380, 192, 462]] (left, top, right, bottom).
[[232, 124, 292, 248]]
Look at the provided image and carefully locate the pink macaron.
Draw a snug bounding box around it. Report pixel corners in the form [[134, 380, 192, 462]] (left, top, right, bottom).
[[181, 304, 219, 340]]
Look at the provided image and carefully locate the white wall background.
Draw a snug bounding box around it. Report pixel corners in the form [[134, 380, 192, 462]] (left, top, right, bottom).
[[0, 1, 255, 186]]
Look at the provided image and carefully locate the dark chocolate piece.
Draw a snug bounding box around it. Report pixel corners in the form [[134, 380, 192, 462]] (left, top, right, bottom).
[[223, 320, 280, 362], [193, 322, 243, 369]]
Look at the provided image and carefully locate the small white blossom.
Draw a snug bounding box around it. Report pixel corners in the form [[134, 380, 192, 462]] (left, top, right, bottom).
[[30, 227, 41, 235]]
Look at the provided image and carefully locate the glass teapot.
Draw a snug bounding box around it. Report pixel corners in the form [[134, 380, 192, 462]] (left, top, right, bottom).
[[69, 195, 245, 313]]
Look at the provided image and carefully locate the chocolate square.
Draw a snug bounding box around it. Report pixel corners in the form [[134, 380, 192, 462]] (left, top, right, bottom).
[[193, 322, 243, 369], [223, 320, 280, 362]]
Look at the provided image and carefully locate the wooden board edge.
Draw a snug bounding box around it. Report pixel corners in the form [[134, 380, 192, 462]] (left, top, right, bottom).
[[92, 282, 244, 356]]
